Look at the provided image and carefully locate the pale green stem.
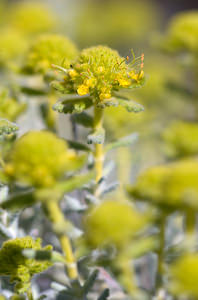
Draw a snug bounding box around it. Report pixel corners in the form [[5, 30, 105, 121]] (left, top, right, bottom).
[[44, 200, 78, 280], [93, 105, 104, 183]]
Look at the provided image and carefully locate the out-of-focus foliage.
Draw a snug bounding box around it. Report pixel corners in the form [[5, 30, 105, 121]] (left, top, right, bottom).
[[128, 159, 198, 210], [0, 88, 26, 122], [2, 131, 85, 188], [163, 121, 198, 159], [0, 28, 28, 69], [160, 11, 198, 54], [75, 0, 160, 49], [0, 237, 52, 293], [7, 1, 58, 36]]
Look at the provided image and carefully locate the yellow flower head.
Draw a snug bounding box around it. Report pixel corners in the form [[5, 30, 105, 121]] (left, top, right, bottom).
[[4, 131, 85, 188], [0, 237, 52, 293], [170, 253, 198, 298], [129, 159, 198, 210], [83, 200, 147, 248], [163, 121, 198, 158], [53, 45, 145, 103], [25, 34, 78, 74]]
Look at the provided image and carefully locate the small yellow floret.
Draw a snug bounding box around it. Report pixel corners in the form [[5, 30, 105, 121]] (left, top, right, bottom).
[[77, 85, 89, 96]]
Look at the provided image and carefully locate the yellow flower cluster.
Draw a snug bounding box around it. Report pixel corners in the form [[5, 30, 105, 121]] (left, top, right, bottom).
[[58, 46, 144, 103], [163, 121, 198, 158], [129, 159, 198, 209], [0, 237, 52, 293], [4, 131, 85, 188], [25, 34, 78, 74], [84, 200, 147, 248], [170, 253, 198, 298]]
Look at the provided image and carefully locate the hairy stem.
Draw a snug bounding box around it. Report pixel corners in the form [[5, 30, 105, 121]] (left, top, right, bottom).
[[44, 200, 78, 280], [93, 105, 104, 182]]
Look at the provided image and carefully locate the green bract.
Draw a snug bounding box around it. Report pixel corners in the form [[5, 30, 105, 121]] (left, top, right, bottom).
[[3, 131, 85, 188], [52, 45, 145, 109], [163, 121, 198, 158], [83, 200, 147, 249], [25, 34, 78, 74], [128, 160, 198, 210], [0, 237, 52, 293]]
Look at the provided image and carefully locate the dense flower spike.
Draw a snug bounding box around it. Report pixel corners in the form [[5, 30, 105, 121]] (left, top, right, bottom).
[[25, 34, 78, 74], [129, 160, 198, 209], [3, 131, 85, 188], [170, 254, 198, 298], [52, 45, 145, 104], [0, 237, 52, 293], [84, 200, 147, 248], [163, 121, 198, 158]]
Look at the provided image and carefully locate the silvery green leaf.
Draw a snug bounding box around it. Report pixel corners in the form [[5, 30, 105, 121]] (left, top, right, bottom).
[[83, 269, 99, 295], [71, 112, 93, 128], [96, 97, 118, 108], [23, 249, 65, 263], [87, 128, 105, 144], [118, 98, 144, 113], [105, 133, 138, 152], [0, 223, 13, 239], [1, 189, 36, 211], [67, 140, 91, 152], [100, 181, 120, 197], [64, 196, 87, 212], [51, 282, 65, 292], [53, 97, 92, 114], [97, 289, 110, 300], [84, 194, 98, 204]]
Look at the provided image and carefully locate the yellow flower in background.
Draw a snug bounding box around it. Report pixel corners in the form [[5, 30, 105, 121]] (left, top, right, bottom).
[[25, 34, 78, 74], [84, 200, 148, 249], [161, 11, 198, 53], [0, 28, 28, 68], [163, 121, 198, 159], [3, 131, 85, 188], [128, 159, 198, 210], [7, 2, 57, 36], [170, 253, 198, 298]]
